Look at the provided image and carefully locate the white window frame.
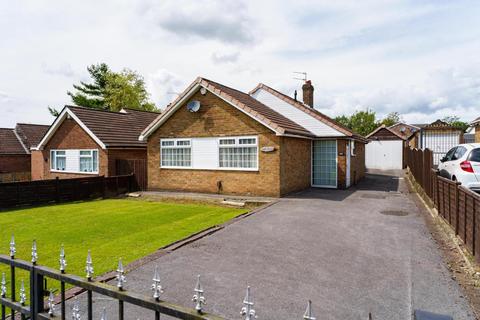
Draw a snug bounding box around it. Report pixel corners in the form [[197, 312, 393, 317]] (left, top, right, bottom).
[[50, 150, 66, 171], [218, 136, 259, 171], [350, 140, 356, 156], [50, 149, 99, 174], [160, 138, 192, 169], [79, 150, 99, 173]]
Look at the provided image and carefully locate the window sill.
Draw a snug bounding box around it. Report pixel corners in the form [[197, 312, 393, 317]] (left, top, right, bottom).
[[50, 170, 99, 175], [159, 166, 259, 172]]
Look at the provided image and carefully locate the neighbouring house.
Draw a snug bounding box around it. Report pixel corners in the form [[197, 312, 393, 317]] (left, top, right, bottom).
[[411, 120, 464, 165], [365, 125, 409, 170], [139, 77, 367, 197], [0, 123, 49, 182], [471, 117, 480, 143], [31, 106, 159, 188]]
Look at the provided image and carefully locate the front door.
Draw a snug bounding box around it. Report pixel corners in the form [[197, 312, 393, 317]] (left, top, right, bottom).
[[312, 140, 337, 188]]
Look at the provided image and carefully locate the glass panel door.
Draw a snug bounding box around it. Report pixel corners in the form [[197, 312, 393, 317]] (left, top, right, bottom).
[[312, 140, 337, 188]]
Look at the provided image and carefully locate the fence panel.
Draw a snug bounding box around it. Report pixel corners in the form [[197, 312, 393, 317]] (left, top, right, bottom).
[[0, 174, 136, 210], [407, 150, 480, 263]]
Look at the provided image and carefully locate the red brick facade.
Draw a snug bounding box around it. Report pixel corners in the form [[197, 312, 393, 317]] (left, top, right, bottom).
[[31, 119, 147, 180], [0, 155, 31, 173]]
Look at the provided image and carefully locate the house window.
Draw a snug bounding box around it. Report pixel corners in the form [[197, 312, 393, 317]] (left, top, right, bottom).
[[79, 150, 98, 172], [160, 139, 192, 167], [51, 150, 66, 171], [218, 137, 258, 169]]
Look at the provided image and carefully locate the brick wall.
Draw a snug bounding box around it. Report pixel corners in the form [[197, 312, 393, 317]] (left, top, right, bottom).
[[280, 137, 311, 195], [0, 155, 31, 173], [476, 125, 480, 143], [31, 119, 108, 180], [147, 90, 282, 197], [350, 141, 365, 185], [337, 139, 366, 189]]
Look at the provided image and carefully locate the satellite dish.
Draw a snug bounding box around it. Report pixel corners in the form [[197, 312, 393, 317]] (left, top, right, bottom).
[[187, 100, 201, 112]]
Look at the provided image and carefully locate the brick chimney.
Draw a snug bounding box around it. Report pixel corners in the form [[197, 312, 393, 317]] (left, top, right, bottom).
[[302, 80, 314, 107]]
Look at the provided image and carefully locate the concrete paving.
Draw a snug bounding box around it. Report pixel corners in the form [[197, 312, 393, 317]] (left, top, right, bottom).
[[69, 172, 475, 319]]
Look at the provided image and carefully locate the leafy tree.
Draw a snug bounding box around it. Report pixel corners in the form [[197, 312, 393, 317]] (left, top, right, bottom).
[[48, 63, 157, 116], [334, 115, 350, 128], [335, 109, 378, 136], [442, 116, 469, 132], [103, 69, 156, 112], [380, 112, 402, 127]]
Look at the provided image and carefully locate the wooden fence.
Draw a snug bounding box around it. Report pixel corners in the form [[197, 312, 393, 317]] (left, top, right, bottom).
[[0, 174, 136, 210], [406, 148, 480, 263], [404, 147, 434, 199], [116, 159, 147, 191]]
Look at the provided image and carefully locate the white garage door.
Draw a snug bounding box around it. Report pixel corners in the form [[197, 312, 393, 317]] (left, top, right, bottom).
[[366, 140, 403, 170]]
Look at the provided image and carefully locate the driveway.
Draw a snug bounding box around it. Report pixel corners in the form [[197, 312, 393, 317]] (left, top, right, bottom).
[[75, 172, 475, 319]]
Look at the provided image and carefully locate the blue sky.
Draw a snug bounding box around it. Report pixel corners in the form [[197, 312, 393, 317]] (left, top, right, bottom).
[[1, 0, 479, 128]]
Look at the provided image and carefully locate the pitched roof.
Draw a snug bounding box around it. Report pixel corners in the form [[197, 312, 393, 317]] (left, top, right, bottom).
[[471, 117, 480, 125], [388, 122, 418, 140], [0, 128, 27, 154], [15, 123, 49, 150], [37, 106, 160, 150], [366, 125, 405, 140], [141, 77, 314, 140], [141, 77, 368, 141], [423, 119, 463, 131], [249, 83, 366, 141]]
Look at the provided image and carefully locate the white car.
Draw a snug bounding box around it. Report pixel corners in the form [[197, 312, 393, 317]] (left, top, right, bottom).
[[438, 143, 480, 192]]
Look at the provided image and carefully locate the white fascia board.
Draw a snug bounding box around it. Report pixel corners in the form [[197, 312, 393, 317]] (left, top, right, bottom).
[[34, 108, 107, 150], [139, 84, 282, 141]]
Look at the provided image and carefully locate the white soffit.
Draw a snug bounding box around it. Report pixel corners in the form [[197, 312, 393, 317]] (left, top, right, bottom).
[[251, 88, 344, 137]]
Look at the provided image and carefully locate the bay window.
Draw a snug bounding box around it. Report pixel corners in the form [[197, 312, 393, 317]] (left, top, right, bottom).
[[160, 139, 192, 167]]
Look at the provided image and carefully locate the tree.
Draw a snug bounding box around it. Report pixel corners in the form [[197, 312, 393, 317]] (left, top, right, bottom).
[[68, 63, 110, 109], [48, 63, 157, 116], [442, 116, 469, 132], [103, 69, 156, 112], [380, 112, 402, 127], [335, 109, 378, 136]]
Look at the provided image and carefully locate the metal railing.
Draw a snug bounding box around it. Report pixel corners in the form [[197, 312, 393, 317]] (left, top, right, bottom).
[[0, 238, 326, 320]]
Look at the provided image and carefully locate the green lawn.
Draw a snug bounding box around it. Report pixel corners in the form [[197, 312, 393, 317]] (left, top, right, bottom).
[[0, 199, 247, 297]]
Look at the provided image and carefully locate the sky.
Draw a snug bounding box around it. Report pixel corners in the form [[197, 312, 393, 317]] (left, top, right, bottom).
[[1, 0, 480, 128]]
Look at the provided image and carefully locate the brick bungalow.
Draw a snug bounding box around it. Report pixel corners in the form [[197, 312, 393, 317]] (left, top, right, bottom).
[[31, 106, 159, 183], [0, 123, 49, 181], [139, 77, 367, 197], [471, 117, 480, 143]]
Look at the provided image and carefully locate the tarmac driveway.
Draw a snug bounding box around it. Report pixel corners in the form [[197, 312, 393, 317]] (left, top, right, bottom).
[[79, 172, 475, 319]]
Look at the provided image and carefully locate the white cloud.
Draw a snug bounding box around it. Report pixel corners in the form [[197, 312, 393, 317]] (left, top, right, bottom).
[[211, 51, 240, 64], [42, 62, 76, 77], [147, 69, 186, 110], [141, 0, 254, 45], [1, 0, 480, 128]]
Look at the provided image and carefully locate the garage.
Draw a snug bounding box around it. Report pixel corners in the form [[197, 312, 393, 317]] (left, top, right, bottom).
[[366, 125, 405, 170]]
